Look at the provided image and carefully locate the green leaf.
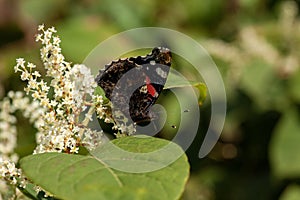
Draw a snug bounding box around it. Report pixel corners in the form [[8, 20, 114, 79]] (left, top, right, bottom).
[[193, 83, 207, 106], [279, 185, 300, 200], [19, 181, 58, 200], [94, 86, 106, 97], [165, 70, 207, 105], [164, 70, 191, 89], [20, 136, 189, 200], [269, 109, 300, 178], [18, 182, 39, 200], [239, 60, 287, 110], [93, 86, 109, 103], [288, 69, 300, 103]]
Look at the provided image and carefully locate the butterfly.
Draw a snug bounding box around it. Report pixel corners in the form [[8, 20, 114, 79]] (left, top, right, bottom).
[[95, 47, 172, 127]]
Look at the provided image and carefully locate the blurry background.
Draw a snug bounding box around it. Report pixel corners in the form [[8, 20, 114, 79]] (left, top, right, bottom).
[[1, 0, 300, 199]]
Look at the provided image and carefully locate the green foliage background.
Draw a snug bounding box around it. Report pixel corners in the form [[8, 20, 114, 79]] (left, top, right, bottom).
[[1, 0, 300, 199]]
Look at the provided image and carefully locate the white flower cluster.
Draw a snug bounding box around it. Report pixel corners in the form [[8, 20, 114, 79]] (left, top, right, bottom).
[[111, 110, 136, 136], [0, 24, 134, 197], [0, 98, 18, 157], [0, 92, 31, 199], [0, 158, 27, 200], [13, 24, 104, 154], [0, 158, 25, 186], [0, 23, 148, 199]]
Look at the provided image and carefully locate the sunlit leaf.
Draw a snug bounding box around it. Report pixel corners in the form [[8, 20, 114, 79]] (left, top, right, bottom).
[[165, 70, 207, 105], [20, 136, 189, 200], [279, 184, 300, 200]]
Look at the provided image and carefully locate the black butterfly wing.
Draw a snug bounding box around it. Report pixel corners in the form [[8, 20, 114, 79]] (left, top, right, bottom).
[[95, 59, 136, 100], [96, 47, 172, 125]]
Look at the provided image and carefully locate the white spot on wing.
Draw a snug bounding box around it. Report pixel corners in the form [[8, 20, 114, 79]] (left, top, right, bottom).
[[139, 85, 148, 94], [150, 60, 156, 65], [156, 67, 168, 78]]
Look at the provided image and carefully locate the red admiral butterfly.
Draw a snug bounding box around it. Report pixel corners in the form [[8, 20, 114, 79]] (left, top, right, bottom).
[[96, 47, 172, 127]]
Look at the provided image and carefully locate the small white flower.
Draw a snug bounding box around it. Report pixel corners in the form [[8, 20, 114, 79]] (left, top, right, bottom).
[[20, 71, 30, 81], [43, 30, 52, 43], [16, 58, 25, 68], [27, 62, 36, 69], [40, 82, 50, 92], [52, 36, 61, 45], [35, 33, 43, 42], [38, 24, 44, 31], [32, 71, 41, 77], [40, 98, 50, 108], [7, 91, 15, 99], [48, 27, 57, 33], [28, 79, 38, 90], [85, 113, 93, 122], [49, 100, 58, 107], [32, 91, 40, 99]]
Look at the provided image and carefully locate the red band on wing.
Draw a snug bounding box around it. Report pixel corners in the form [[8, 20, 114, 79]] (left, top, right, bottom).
[[146, 76, 157, 97]]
